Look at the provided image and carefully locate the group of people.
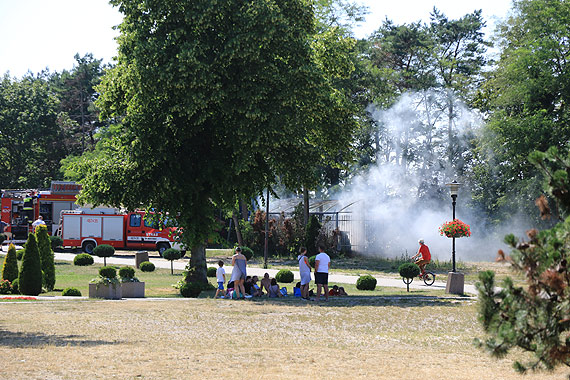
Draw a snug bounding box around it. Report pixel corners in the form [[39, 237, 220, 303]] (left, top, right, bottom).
[[214, 244, 333, 301], [214, 248, 289, 299], [213, 239, 432, 301]]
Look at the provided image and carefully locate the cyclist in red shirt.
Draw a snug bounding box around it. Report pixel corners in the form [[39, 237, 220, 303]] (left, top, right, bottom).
[[412, 239, 431, 277]]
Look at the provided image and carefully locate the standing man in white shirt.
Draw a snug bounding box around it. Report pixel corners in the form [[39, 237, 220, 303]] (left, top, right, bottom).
[[32, 216, 46, 230], [314, 244, 331, 301]]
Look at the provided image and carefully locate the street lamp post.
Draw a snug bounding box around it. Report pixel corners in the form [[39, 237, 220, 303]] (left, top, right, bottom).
[[445, 180, 463, 294], [264, 187, 269, 269]]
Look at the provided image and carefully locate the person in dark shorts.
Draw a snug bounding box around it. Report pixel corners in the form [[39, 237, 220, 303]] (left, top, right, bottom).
[[314, 245, 331, 301]]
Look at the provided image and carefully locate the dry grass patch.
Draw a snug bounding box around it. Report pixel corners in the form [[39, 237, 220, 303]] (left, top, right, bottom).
[[0, 297, 567, 379]]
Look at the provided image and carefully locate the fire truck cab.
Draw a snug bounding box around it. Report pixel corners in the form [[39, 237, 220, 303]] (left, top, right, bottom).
[[1, 181, 81, 243]]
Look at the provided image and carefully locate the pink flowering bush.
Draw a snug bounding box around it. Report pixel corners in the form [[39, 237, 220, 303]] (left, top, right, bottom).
[[439, 219, 471, 238]]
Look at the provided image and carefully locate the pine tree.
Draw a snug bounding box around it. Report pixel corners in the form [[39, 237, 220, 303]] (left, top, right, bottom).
[[1, 243, 19, 283], [19, 233, 43, 296], [36, 225, 55, 291]]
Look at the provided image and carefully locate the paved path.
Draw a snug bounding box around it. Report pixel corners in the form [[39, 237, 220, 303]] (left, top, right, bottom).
[[44, 251, 478, 295]]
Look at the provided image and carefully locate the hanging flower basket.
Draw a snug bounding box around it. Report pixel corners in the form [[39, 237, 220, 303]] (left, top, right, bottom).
[[439, 219, 471, 238]]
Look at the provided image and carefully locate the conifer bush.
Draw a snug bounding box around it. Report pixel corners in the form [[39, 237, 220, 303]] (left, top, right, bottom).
[[398, 263, 420, 292], [49, 235, 63, 251], [36, 225, 56, 291], [11, 278, 19, 294], [16, 249, 25, 260], [275, 269, 294, 283], [92, 244, 115, 266], [62, 287, 82, 296], [356, 274, 377, 291], [99, 266, 117, 279], [118, 266, 136, 280], [162, 248, 181, 275], [305, 215, 321, 256], [19, 233, 43, 296], [206, 267, 217, 277], [2, 244, 19, 283], [308, 255, 316, 268], [241, 246, 254, 260], [74, 253, 94, 266], [139, 261, 155, 272]]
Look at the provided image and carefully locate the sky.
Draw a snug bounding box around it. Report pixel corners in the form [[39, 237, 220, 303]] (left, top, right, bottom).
[[0, 0, 513, 78]]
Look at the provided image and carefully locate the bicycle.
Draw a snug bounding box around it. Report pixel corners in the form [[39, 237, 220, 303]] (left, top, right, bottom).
[[402, 260, 436, 286]]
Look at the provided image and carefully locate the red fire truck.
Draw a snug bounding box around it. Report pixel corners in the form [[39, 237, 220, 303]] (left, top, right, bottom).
[[59, 209, 181, 255], [1, 181, 82, 243]]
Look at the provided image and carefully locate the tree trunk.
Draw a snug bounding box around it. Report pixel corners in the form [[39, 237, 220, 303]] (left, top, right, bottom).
[[232, 210, 243, 246], [303, 187, 309, 228], [239, 199, 248, 221], [187, 244, 207, 284]]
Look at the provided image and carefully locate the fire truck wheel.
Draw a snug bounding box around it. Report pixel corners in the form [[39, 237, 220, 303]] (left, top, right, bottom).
[[82, 241, 96, 254], [157, 243, 170, 257]]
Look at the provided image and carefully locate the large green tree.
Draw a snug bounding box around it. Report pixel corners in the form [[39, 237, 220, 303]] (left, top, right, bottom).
[[0, 74, 68, 188], [76, 0, 357, 283], [471, 0, 570, 223]]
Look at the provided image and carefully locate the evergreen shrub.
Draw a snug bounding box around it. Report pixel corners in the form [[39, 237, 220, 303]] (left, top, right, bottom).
[[62, 287, 82, 296], [398, 263, 420, 280], [16, 249, 25, 260], [36, 225, 55, 291], [308, 255, 316, 268], [19, 233, 43, 296], [241, 246, 254, 260], [180, 282, 202, 298], [139, 261, 155, 272], [74, 254, 94, 266], [118, 266, 136, 279], [305, 215, 321, 256], [92, 244, 115, 266], [99, 266, 117, 279], [356, 275, 377, 290], [49, 235, 63, 251], [275, 269, 294, 283], [11, 278, 19, 294], [2, 244, 19, 283], [207, 267, 217, 277]]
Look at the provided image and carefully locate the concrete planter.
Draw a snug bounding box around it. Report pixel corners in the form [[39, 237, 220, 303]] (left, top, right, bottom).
[[89, 283, 122, 299], [121, 281, 145, 298]]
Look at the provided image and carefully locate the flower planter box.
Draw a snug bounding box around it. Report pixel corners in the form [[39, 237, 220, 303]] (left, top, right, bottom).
[[121, 281, 145, 298], [89, 283, 122, 299]]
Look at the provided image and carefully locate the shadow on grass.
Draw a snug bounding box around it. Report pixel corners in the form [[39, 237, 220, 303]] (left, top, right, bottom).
[[238, 294, 474, 308], [0, 328, 122, 348]]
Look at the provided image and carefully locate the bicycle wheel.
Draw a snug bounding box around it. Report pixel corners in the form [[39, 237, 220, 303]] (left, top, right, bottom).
[[423, 272, 435, 286]]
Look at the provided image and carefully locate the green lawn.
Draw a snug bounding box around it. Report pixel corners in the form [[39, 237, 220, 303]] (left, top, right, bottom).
[[1, 254, 451, 298]]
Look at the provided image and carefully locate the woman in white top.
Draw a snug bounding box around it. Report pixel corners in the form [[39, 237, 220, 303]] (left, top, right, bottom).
[[297, 247, 311, 300]]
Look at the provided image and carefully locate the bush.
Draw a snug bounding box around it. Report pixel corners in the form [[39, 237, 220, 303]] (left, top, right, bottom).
[[62, 287, 82, 297], [308, 255, 316, 268], [49, 235, 63, 251], [2, 244, 19, 283], [241, 246, 254, 260], [180, 282, 202, 298], [139, 261, 155, 272], [19, 233, 43, 296], [36, 225, 55, 291], [92, 244, 115, 266], [99, 266, 117, 279], [74, 253, 94, 266], [162, 248, 181, 261], [305, 215, 322, 256], [398, 262, 420, 279], [11, 278, 19, 294], [16, 249, 25, 261], [0, 279, 11, 294], [356, 275, 377, 291], [206, 267, 217, 277], [118, 266, 136, 279], [275, 269, 294, 283]]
